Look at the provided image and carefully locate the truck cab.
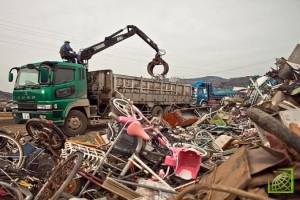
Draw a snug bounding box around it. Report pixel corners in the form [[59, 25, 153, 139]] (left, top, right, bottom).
[[9, 61, 89, 136], [192, 81, 235, 106]]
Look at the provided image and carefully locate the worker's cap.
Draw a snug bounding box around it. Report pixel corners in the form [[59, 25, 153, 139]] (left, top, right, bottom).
[[64, 41, 70, 43]]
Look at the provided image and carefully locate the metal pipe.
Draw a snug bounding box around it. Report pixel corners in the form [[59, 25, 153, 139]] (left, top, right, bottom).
[[132, 154, 174, 191], [247, 107, 300, 153]]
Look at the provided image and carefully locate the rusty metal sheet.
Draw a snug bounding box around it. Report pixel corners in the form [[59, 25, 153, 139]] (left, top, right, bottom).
[[249, 162, 300, 189], [247, 146, 290, 175], [248, 172, 275, 189], [247, 188, 269, 198], [198, 146, 251, 200], [162, 110, 198, 128]]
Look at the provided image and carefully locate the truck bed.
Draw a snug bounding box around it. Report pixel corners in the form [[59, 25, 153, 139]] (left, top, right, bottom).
[[88, 70, 192, 107]]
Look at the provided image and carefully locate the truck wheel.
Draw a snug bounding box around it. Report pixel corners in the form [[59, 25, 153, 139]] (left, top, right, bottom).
[[191, 99, 197, 106], [63, 110, 87, 137], [201, 101, 208, 107], [151, 106, 163, 117]]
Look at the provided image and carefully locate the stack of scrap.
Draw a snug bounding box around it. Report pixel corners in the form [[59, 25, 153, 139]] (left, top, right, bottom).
[[2, 46, 300, 199]]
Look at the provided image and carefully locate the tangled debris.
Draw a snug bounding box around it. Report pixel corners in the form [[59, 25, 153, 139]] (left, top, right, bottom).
[[1, 55, 300, 199]]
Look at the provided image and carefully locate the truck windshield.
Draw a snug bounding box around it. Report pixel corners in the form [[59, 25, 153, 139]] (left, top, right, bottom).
[[15, 68, 39, 88]]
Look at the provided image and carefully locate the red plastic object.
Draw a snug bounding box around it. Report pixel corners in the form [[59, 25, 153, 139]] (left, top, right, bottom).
[[164, 155, 176, 167], [127, 121, 150, 140], [164, 147, 202, 180], [175, 148, 202, 180], [164, 147, 181, 167]]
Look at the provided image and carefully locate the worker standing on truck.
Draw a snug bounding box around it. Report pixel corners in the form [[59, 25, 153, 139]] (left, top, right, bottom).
[[59, 41, 77, 63]]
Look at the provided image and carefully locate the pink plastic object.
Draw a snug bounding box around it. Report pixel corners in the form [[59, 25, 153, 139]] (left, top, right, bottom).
[[175, 148, 201, 180], [127, 121, 150, 140], [164, 147, 181, 167], [164, 155, 177, 167], [117, 116, 136, 124]]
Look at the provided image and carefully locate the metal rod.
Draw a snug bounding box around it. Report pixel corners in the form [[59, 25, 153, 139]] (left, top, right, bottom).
[[132, 154, 174, 191], [119, 170, 144, 180], [250, 78, 264, 100], [79, 121, 129, 196]]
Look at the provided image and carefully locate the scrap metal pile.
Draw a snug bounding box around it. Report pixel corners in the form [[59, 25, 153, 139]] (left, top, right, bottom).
[[1, 58, 300, 199]]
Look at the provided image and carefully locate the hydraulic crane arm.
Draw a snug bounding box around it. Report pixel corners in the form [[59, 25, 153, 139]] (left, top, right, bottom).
[[77, 25, 169, 77], [78, 25, 164, 62]]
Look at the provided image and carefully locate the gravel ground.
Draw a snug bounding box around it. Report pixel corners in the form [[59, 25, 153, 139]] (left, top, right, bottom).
[[0, 118, 26, 134], [0, 117, 110, 135]]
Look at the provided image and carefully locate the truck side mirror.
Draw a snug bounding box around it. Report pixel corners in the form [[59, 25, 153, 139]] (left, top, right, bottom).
[[39, 67, 49, 84], [8, 72, 13, 82]]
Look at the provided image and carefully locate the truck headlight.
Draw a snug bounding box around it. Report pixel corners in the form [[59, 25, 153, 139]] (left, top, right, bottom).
[[11, 104, 18, 109], [37, 104, 52, 110]]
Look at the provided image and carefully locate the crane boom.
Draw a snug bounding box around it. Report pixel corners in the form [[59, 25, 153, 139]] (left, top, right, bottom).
[[78, 25, 163, 63], [77, 25, 169, 77]]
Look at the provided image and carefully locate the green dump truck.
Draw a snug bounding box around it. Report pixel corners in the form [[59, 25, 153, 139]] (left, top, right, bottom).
[[8, 25, 192, 136], [8, 62, 192, 136]]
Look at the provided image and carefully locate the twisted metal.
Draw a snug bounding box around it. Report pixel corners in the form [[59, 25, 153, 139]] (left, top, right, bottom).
[[61, 142, 106, 171]]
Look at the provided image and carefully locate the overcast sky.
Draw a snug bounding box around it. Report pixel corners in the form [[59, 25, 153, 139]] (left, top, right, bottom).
[[1, 0, 300, 92]]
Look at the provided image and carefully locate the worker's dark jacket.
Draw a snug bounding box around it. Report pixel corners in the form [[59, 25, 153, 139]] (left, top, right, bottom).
[[60, 43, 74, 57]]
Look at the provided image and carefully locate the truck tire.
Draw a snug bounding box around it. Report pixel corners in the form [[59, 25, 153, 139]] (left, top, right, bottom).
[[151, 106, 163, 117], [63, 110, 87, 137], [201, 101, 208, 107], [191, 99, 197, 106]]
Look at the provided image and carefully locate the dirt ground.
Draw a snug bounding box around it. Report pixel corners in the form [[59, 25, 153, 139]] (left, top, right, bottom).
[[0, 113, 109, 135], [0, 118, 26, 134]]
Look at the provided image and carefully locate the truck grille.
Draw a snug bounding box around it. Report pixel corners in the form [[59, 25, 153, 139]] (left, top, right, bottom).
[[18, 102, 37, 111]]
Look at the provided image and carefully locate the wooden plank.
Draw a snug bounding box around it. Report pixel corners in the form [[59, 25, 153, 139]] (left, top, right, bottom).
[[279, 108, 300, 128], [214, 135, 233, 150]]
